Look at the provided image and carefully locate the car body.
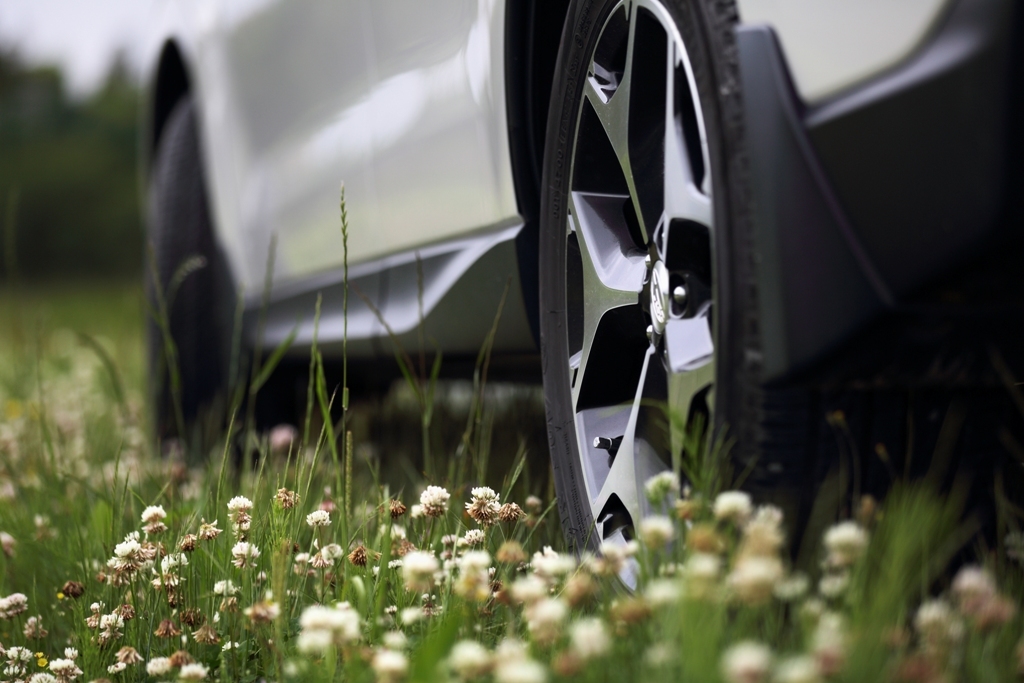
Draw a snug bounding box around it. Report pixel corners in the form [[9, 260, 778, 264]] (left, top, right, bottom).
[[141, 0, 1018, 376]]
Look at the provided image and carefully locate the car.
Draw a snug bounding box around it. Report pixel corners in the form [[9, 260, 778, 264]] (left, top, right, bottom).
[[142, 0, 1023, 554]]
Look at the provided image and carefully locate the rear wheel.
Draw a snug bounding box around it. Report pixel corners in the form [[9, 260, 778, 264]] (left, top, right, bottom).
[[146, 96, 229, 444], [540, 0, 736, 563]]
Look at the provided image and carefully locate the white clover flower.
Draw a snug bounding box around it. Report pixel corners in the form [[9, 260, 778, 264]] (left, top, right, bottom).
[[146, 657, 172, 676], [915, 599, 964, 649], [466, 487, 501, 526], [141, 505, 167, 524], [108, 661, 127, 674], [773, 573, 809, 601], [371, 649, 408, 683], [773, 655, 820, 683], [419, 486, 451, 517], [530, 546, 575, 578], [231, 541, 261, 569], [510, 575, 548, 605], [114, 538, 142, 558], [459, 529, 487, 547], [403, 551, 440, 593], [383, 630, 408, 650], [99, 613, 124, 630], [822, 521, 868, 567], [645, 578, 683, 607], [321, 543, 345, 561], [449, 640, 491, 679], [179, 662, 209, 680], [818, 572, 849, 599], [639, 516, 675, 549], [569, 618, 610, 660], [644, 471, 680, 506], [49, 658, 83, 678], [525, 597, 568, 644], [161, 553, 189, 573], [31, 674, 58, 683], [63, 648, 78, 660], [399, 607, 424, 625], [727, 556, 783, 604], [493, 658, 547, 683], [410, 504, 424, 519], [721, 641, 773, 683], [459, 551, 492, 572], [227, 496, 253, 513], [682, 552, 721, 598], [713, 491, 753, 524], [306, 510, 331, 528], [214, 579, 239, 596], [812, 612, 846, 675], [296, 628, 334, 654], [951, 565, 996, 609]]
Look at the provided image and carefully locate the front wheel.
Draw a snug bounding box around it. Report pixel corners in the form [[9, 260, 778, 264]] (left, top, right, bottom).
[[539, 0, 762, 560]]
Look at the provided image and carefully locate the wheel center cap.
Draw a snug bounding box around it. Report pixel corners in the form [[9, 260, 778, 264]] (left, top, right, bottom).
[[650, 259, 669, 334]]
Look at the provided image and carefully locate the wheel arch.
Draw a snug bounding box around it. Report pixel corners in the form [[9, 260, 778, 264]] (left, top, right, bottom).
[[505, 0, 574, 343], [147, 40, 193, 165]]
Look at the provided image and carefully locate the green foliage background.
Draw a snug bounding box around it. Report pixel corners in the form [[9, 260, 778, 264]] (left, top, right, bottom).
[[0, 49, 142, 281]]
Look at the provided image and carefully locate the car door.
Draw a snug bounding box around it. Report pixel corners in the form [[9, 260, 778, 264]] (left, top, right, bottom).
[[217, 0, 383, 290], [368, 0, 519, 257]]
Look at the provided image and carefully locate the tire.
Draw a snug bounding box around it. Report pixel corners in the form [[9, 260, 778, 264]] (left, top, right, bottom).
[[146, 96, 229, 443], [539, 0, 774, 561]]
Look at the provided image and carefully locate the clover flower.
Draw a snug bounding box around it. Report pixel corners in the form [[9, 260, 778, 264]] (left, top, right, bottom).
[[0, 592, 28, 619], [419, 486, 450, 518], [448, 640, 492, 679], [713, 491, 753, 525], [402, 551, 440, 593], [459, 529, 486, 547], [231, 541, 261, 569], [197, 518, 222, 541], [773, 655, 820, 683], [639, 516, 674, 549], [728, 555, 784, 604], [49, 656, 83, 682], [569, 618, 610, 660], [466, 487, 501, 526], [372, 649, 408, 683], [306, 510, 331, 528], [146, 658, 172, 676], [179, 662, 209, 680], [531, 546, 575, 578], [141, 505, 167, 534], [296, 603, 362, 653], [822, 522, 868, 568], [720, 641, 773, 683], [525, 597, 568, 645]]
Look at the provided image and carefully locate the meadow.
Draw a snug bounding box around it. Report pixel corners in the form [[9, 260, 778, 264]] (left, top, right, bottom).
[[0, 282, 1022, 683]]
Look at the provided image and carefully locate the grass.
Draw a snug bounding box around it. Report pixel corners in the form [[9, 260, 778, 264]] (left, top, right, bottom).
[[0, 281, 1022, 683]]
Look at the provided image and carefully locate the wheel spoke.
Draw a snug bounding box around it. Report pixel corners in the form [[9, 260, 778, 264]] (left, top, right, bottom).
[[664, 38, 712, 230], [593, 346, 667, 536]]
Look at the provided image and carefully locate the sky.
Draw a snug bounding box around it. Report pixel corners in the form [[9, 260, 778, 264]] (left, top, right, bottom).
[[0, 0, 159, 96]]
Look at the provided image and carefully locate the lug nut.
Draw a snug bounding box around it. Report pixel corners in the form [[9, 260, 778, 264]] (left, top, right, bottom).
[[644, 254, 652, 268], [593, 436, 613, 450], [646, 324, 654, 342], [673, 285, 688, 307]]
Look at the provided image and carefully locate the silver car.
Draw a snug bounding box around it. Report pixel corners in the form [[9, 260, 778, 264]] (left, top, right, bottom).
[[142, 0, 1022, 548]]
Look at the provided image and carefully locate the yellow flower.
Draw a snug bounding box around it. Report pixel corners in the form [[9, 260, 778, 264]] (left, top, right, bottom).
[[56, 592, 65, 600], [37, 657, 48, 667]]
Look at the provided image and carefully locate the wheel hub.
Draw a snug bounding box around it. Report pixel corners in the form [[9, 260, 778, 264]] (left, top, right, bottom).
[[649, 259, 670, 335]]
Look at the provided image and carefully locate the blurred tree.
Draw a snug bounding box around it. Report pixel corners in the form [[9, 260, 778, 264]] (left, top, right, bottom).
[[0, 48, 142, 281]]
